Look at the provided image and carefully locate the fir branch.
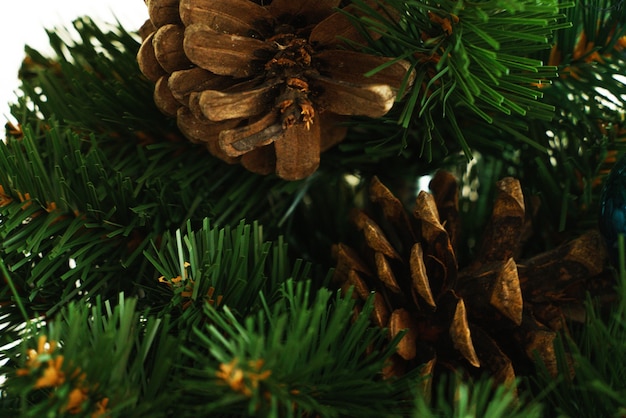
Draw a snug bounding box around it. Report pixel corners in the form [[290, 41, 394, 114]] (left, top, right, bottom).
[[343, 0, 567, 159], [144, 218, 318, 329], [14, 18, 167, 136], [532, 238, 626, 417], [0, 125, 161, 320], [412, 375, 543, 418], [518, 0, 626, 234], [0, 295, 179, 417], [178, 280, 411, 417]]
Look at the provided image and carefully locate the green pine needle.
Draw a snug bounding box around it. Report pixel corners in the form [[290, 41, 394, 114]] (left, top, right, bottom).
[[179, 280, 408, 417], [0, 295, 179, 417], [144, 219, 316, 328]]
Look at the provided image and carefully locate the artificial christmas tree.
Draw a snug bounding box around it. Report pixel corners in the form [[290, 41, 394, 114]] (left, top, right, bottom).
[[1, 1, 626, 417]]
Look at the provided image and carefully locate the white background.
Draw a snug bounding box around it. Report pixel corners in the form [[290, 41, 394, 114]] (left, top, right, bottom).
[[1, 1, 149, 130]]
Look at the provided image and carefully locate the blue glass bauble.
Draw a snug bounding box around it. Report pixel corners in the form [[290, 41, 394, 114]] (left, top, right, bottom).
[[599, 153, 626, 264]]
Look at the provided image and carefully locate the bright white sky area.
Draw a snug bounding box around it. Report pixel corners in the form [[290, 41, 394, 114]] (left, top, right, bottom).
[[1, 1, 149, 131]]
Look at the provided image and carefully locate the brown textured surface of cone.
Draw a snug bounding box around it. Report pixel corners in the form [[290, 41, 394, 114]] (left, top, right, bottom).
[[415, 190, 458, 283], [458, 258, 523, 326], [315, 50, 413, 90], [347, 269, 371, 301], [154, 25, 192, 73], [313, 77, 397, 118], [372, 292, 390, 328], [390, 309, 418, 360], [139, 19, 156, 42], [518, 229, 611, 326], [197, 83, 276, 121], [240, 145, 276, 175], [410, 243, 436, 308], [176, 107, 242, 163], [138, 0, 414, 180], [333, 172, 612, 386], [333, 243, 373, 278], [168, 68, 234, 106], [519, 317, 560, 377], [179, 0, 272, 33], [418, 357, 436, 402], [219, 112, 281, 157], [183, 24, 270, 78], [353, 211, 402, 261], [268, 0, 340, 23], [154, 76, 181, 116], [520, 229, 607, 282], [309, 1, 398, 46], [274, 119, 321, 180], [429, 171, 461, 249], [489, 258, 523, 325], [450, 296, 481, 368], [137, 32, 166, 82], [371, 176, 417, 244], [470, 326, 516, 387], [375, 252, 402, 294], [148, 0, 181, 27], [475, 177, 525, 263]]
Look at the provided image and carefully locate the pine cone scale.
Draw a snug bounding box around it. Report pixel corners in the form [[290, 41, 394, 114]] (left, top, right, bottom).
[[179, 0, 273, 34], [450, 296, 480, 368], [312, 76, 398, 118], [458, 258, 523, 326], [137, 32, 166, 82], [219, 112, 280, 157], [475, 177, 525, 263], [147, 0, 181, 27], [154, 76, 181, 116], [154, 24, 191, 73], [410, 243, 437, 308], [390, 308, 419, 360], [196, 83, 276, 122], [274, 120, 321, 180], [168, 68, 234, 107], [183, 24, 270, 78], [268, 0, 341, 23]]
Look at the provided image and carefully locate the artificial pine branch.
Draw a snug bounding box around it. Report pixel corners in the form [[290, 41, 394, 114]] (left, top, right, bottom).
[[144, 218, 319, 330], [533, 237, 626, 417], [0, 125, 157, 324], [520, 0, 626, 235], [2, 1, 626, 416], [412, 374, 543, 418], [0, 295, 179, 417], [179, 280, 411, 417], [340, 0, 566, 160]]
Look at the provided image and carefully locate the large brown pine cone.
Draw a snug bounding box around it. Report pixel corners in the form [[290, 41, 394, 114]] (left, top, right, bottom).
[[137, 0, 414, 180], [333, 171, 611, 385]]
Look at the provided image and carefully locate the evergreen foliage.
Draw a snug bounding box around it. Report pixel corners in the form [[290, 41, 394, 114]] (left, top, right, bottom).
[[1, 1, 626, 416], [533, 238, 626, 418]]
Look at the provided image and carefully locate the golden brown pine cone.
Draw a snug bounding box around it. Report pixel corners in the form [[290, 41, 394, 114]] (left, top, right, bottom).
[[333, 171, 611, 385], [137, 0, 414, 180]]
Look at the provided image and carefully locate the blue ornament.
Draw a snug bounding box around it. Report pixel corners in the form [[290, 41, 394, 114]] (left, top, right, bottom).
[[600, 153, 626, 265]]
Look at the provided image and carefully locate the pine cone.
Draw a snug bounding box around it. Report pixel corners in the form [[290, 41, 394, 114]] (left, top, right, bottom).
[[333, 172, 611, 385], [137, 0, 414, 180]]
